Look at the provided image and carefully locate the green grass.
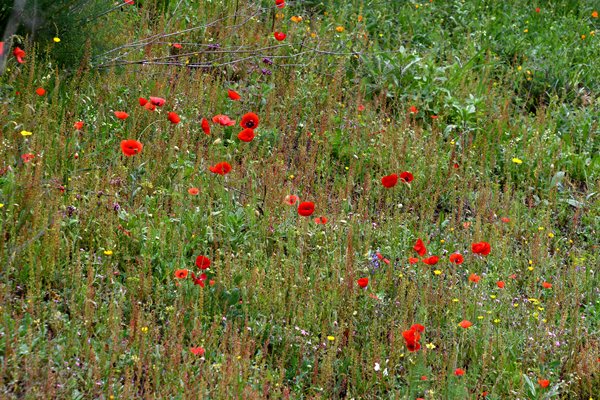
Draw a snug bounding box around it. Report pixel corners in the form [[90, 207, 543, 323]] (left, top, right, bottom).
[[0, 0, 599, 398]]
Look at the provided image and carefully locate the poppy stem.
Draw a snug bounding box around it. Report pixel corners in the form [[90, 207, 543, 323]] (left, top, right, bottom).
[[233, 0, 239, 25]]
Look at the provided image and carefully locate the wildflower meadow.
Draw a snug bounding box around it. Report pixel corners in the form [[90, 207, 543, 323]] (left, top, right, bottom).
[[0, 0, 598, 398]]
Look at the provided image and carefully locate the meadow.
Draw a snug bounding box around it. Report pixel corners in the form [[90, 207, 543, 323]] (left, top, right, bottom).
[[0, 0, 599, 398]]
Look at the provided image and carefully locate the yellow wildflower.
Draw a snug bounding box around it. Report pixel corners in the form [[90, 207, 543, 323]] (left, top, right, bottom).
[[335, 26, 345, 33], [20, 130, 32, 136]]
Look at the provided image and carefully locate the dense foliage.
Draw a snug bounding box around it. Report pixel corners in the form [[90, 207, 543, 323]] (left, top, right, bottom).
[[0, 0, 598, 398]]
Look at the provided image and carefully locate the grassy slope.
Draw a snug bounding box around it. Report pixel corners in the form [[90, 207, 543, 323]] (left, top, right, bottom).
[[0, 0, 599, 398]]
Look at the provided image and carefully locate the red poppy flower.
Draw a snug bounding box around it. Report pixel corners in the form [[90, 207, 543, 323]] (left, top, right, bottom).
[[35, 87, 45, 96], [402, 326, 422, 352], [535, 7, 541, 13], [190, 346, 205, 356], [501, 217, 510, 223], [422, 256, 439, 266], [402, 328, 420, 343], [408, 257, 419, 264], [0, 42, 4, 55], [449, 253, 464, 265], [420, 376, 428, 381], [409, 105, 418, 114], [509, 274, 517, 279], [468, 273, 481, 283], [275, 0, 285, 8], [497, 281, 505, 288], [472, 241, 491, 256], [167, 111, 181, 124], [458, 320, 473, 329], [297, 201, 315, 217], [13, 47, 25, 63], [413, 238, 427, 256], [191, 272, 207, 286], [149, 96, 166, 106], [454, 368, 465, 376], [139, 97, 148, 106], [209, 162, 232, 175], [227, 89, 241, 100], [431, 115, 439, 119], [188, 187, 199, 195], [274, 32, 287, 41], [144, 102, 156, 111], [114, 111, 129, 120], [125, 0, 134, 4], [212, 114, 236, 126], [314, 216, 328, 224], [195, 255, 211, 269], [172, 43, 182, 49], [399, 171, 414, 183], [240, 112, 259, 129], [74, 121, 84, 130], [381, 173, 398, 188], [406, 341, 421, 351], [120, 139, 143, 156], [201, 118, 210, 135], [21, 153, 35, 163], [284, 195, 299, 205], [538, 379, 550, 388], [542, 282, 552, 289], [358, 104, 365, 112], [357, 277, 368, 288], [174, 269, 188, 279], [237, 128, 255, 142]]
